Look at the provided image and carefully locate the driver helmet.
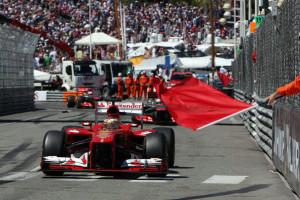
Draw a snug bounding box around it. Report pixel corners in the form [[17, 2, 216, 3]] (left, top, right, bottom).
[[118, 72, 122, 77], [107, 105, 120, 119]]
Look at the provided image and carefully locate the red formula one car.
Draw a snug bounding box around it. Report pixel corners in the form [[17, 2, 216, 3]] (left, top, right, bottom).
[[41, 101, 175, 177], [131, 93, 175, 125], [67, 88, 101, 109]]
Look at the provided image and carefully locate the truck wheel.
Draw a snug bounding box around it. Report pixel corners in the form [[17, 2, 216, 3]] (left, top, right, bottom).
[[102, 87, 110, 98], [42, 130, 65, 176], [153, 127, 175, 167], [145, 133, 167, 177], [67, 96, 76, 108]]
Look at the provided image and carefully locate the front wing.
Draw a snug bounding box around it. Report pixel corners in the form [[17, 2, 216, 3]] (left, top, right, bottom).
[[41, 155, 167, 174]]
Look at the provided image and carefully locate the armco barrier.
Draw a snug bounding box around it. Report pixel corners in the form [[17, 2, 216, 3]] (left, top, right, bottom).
[[46, 91, 64, 102], [234, 89, 273, 158], [273, 103, 300, 195], [34, 91, 82, 102]]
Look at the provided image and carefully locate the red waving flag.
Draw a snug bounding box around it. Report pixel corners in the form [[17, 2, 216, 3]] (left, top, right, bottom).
[[161, 77, 254, 131]]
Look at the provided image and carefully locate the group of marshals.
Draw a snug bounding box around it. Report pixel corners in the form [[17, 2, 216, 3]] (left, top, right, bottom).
[[116, 71, 163, 99]]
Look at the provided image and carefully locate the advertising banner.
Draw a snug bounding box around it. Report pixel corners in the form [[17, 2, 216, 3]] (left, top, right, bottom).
[[96, 101, 143, 114], [273, 103, 300, 195]]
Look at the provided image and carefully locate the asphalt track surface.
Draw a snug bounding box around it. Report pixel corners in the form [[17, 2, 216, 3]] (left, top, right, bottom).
[[0, 102, 297, 200]]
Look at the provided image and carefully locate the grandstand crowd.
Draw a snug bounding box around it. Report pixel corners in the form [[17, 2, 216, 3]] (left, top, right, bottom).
[[0, 0, 234, 70]]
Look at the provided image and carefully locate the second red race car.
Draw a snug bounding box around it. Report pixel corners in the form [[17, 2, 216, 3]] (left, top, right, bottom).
[[41, 100, 175, 177], [131, 95, 175, 125], [67, 88, 101, 109]]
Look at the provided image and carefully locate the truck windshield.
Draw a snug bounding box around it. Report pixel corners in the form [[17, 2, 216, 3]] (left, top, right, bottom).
[[111, 62, 132, 77], [74, 63, 98, 76]]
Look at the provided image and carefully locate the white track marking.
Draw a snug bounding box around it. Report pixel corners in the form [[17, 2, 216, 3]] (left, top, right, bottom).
[[129, 180, 170, 183], [166, 173, 182, 177], [202, 175, 248, 184]]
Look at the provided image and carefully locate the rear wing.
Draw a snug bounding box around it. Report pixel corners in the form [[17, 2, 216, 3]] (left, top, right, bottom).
[[96, 101, 143, 115]]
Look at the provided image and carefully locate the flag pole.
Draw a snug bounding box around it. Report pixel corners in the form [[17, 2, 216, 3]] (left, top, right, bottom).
[[196, 104, 257, 131], [209, 0, 216, 81], [89, 0, 92, 59]]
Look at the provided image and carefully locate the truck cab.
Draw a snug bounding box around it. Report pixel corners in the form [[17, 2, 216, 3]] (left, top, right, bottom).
[[61, 60, 103, 94]]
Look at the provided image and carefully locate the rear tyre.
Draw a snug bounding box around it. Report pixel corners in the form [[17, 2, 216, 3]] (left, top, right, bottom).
[[131, 115, 141, 124], [145, 133, 167, 177], [153, 127, 175, 167], [152, 111, 159, 125], [67, 96, 76, 108], [42, 130, 65, 176]]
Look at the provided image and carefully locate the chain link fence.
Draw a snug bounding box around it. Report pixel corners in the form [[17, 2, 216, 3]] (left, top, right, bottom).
[[233, 0, 300, 107], [0, 25, 39, 114]]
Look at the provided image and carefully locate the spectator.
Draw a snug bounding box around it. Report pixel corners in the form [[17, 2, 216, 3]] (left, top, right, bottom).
[[2, 0, 234, 68], [266, 76, 300, 105]]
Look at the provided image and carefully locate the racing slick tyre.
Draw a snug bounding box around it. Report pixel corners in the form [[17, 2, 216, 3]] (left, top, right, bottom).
[[145, 133, 167, 177], [67, 96, 76, 108], [152, 111, 159, 125], [42, 130, 65, 176], [131, 115, 141, 124], [153, 127, 175, 167], [77, 96, 84, 108]]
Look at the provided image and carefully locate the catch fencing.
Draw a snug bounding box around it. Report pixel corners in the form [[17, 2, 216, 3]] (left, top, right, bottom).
[[233, 0, 300, 105], [0, 25, 39, 114], [233, 0, 300, 196]]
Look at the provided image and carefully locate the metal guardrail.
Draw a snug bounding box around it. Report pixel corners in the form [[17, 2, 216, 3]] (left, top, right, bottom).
[[46, 91, 64, 102], [234, 90, 273, 158]]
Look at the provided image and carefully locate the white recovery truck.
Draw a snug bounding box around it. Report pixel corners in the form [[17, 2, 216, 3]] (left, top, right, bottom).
[[35, 60, 133, 97]]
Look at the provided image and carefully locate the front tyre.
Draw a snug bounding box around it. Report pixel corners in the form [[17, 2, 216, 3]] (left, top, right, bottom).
[[153, 127, 175, 167], [42, 130, 65, 176], [145, 133, 167, 177]]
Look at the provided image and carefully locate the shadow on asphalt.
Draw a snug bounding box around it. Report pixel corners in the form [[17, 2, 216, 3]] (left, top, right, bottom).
[[169, 184, 271, 200]]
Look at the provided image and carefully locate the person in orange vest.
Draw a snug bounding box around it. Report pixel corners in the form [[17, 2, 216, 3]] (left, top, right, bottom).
[[267, 75, 300, 105], [124, 72, 133, 98], [139, 71, 149, 99], [116, 72, 123, 99], [132, 75, 139, 99], [156, 76, 165, 98], [148, 72, 156, 94]]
